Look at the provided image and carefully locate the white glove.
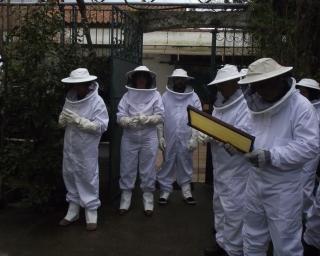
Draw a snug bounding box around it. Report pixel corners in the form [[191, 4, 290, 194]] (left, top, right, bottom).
[[187, 137, 198, 151], [157, 124, 166, 151], [187, 129, 199, 151], [58, 112, 68, 128], [62, 109, 81, 125], [77, 118, 99, 133], [63, 109, 99, 133], [138, 114, 162, 126], [118, 116, 139, 128], [224, 143, 240, 156], [197, 132, 225, 146], [198, 132, 215, 144], [245, 149, 271, 168], [197, 134, 240, 157], [159, 137, 166, 152]]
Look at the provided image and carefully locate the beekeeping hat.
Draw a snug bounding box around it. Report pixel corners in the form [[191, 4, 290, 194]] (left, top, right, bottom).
[[296, 78, 320, 91], [168, 69, 194, 80], [208, 64, 242, 86], [126, 65, 156, 80], [61, 68, 97, 84], [238, 58, 293, 85]]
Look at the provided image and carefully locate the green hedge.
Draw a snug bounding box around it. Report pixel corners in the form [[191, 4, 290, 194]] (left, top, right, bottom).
[[0, 4, 84, 208]]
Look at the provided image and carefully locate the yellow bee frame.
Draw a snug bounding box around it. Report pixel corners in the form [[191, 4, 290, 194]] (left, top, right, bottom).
[[187, 105, 255, 153]]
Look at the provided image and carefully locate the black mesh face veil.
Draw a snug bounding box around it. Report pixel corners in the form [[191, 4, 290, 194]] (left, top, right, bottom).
[[167, 77, 193, 93], [241, 76, 293, 113], [296, 86, 320, 102], [127, 71, 156, 89]]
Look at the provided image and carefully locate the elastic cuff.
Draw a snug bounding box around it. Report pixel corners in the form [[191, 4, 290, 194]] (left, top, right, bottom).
[[178, 180, 192, 188], [161, 188, 172, 194], [270, 149, 280, 168], [141, 188, 156, 193]]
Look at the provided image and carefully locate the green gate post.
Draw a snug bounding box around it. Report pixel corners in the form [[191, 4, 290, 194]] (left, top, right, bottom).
[[205, 28, 217, 185]]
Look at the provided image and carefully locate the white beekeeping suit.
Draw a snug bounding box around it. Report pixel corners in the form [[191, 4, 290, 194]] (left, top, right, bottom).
[[238, 58, 320, 256], [295, 78, 320, 218], [304, 186, 320, 255], [117, 66, 164, 216], [204, 65, 253, 256], [157, 69, 202, 205], [58, 68, 109, 231], [299, 78, 320, 256]]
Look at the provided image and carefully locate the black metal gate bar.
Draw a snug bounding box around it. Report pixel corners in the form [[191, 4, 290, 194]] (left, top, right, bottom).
[[111, 5, 142, 64]]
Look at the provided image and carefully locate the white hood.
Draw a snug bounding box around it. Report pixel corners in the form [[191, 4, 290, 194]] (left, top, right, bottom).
[[125, 86, 158, 105], [241, 77, 296, 115], [166, 85, 194, 101], [213, 89, 244, 111]]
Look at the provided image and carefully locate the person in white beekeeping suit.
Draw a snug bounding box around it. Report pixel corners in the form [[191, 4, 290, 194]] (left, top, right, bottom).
[[296, 78, 320, 117], [157, 68, 202, 205], [304, 181, 320, 255], [238, 58, 320, 256], [58, 68, 109, 231], [295, 78, 320, 220], [297, 78, 320, 256], [202, 65, 253, 256], [117, 66, 164, 216]]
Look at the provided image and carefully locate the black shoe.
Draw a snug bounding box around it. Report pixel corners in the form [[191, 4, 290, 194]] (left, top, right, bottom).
[[119, 209, 129, 216], [144, 210, 153, 217], [158, 197, 168, 205], [184, 197, 196, 205], [303, 240, 319, 256], [203, 246, 227, 256]]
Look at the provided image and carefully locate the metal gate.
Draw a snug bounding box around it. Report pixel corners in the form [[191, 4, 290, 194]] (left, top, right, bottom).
[[0, 2, 143, 202]]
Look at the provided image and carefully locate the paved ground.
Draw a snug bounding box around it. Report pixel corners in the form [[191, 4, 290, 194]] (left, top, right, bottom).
[[0, 184, 213, 256]]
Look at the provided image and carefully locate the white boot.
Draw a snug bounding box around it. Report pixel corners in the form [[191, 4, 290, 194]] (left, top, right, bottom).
[[64, 202, 80, 221], [59, 202, 80, 226], [85, 209, 97, 231], [143, 192, 154, 216], [158, 191, 170, 205], [160, 191, 170, 200], [181, 184, 192, 198], [181, 183, 196, 205], [119, 190, 132, 214]]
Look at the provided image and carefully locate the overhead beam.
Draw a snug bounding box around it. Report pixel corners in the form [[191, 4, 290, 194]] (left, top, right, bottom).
[[139, 10, 249, 32]]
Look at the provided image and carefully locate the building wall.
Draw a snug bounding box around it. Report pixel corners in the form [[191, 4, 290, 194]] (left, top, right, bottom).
[[143, 54, 174, 94]]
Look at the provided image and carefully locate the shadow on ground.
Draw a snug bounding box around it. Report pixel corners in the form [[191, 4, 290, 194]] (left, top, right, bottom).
[[0, 184, 213, 256]]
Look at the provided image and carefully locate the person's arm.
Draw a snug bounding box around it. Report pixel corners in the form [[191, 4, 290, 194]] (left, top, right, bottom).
[[88, 99, 109, 134], [61, 99, 109, 134], [157, 123, 166, 151], [117, 95, 139, 128], [269, 108, 319, 170]]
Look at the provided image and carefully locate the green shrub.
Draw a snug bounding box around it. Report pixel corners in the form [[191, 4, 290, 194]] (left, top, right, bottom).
[[0, 4, 83, 208]]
